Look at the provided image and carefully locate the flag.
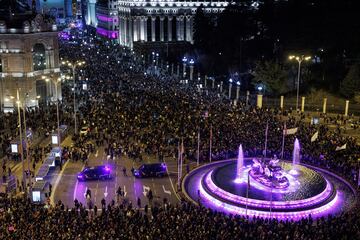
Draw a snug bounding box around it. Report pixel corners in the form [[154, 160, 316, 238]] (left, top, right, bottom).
[[181, 138, 185, 154], [311, 131, 319, 142], [283, 127, 298, 135], [335, 144, 347, 151]]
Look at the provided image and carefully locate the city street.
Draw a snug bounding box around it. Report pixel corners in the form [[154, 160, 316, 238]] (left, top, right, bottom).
[[52, 145, 183, 208]]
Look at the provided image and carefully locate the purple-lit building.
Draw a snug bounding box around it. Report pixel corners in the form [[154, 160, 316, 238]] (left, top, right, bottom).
[[95, 0, 119, 42], [83, 0, 228, 47]]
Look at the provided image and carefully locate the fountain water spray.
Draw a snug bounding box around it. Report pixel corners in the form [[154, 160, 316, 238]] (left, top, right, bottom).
[[235, 144, 244, 182], [290, 138, 301, 175]]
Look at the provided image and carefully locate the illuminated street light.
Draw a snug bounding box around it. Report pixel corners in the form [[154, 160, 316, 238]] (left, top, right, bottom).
[[182, 57, 188, 78], [228, 78, 233, 99], [236, 81, 241, 100], [289, 55, 312, 111], [61, 60, 85, 134], [189, 59, 195, 81]]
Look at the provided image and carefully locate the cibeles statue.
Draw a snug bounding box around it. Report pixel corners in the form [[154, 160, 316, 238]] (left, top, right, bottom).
[[31, 14, 44, 32]]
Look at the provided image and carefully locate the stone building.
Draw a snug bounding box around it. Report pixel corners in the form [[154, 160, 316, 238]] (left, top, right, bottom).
[[0, 2, 61, 111], [83, 0, 228, 48]]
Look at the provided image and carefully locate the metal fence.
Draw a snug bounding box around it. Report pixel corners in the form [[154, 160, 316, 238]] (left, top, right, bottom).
[[238, 94, 360, 116]]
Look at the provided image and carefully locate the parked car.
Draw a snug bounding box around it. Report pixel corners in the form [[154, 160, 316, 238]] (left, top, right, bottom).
[[133, 163, 167, 178], [77, 165, 112, 181]]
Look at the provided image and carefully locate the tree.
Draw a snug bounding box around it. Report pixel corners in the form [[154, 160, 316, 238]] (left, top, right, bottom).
[[252, 61, 288, 95], [340, 64, 360, 98]]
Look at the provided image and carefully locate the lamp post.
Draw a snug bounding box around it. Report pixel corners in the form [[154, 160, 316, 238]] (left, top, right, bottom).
[[55, 78, 61, 148], [22, 93, 39, 199], [289, 55, 311, 111], [155, 53, 159, 67], [0, 72, 4, 113], [182, 56, 187, 78], [62, 60, 85, 135], [44, 76, 61, 148], [236, 81, 241, 100], [16, 89, 26, 193], [256, 85, 264, 109], [189, 59, 194, 81], [228, 78, 233, 99]]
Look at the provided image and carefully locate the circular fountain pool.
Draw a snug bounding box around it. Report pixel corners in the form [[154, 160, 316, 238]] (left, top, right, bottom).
[[183, 159, 356, 220]]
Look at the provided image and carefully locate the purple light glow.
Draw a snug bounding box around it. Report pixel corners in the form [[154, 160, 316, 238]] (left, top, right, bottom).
[[96, 28, 118, 39], [233, 166, 301, 194], [205, 170, 334, 210], [97, 15, 117, 23], [97, 15, 118, 23], [199, 176, 340, 220], [59, 32, 70, 40], [183, 159, 351, 220]]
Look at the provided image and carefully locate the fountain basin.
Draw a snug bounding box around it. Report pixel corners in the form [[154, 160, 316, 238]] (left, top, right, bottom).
[[183, 159, 356, 220]]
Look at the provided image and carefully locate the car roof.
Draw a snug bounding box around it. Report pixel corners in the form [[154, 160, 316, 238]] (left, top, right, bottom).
[[84, 165, 106, 171], [141, 163, 165, 168]]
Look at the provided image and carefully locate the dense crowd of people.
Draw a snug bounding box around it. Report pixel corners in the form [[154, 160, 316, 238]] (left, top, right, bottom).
[[1, 196, 360, 240], [0, 30, 360, 239]]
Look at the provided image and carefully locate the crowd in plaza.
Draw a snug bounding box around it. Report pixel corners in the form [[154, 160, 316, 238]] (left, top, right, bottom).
[[0, 32, 360, 239], [1, 194, 360, 239]]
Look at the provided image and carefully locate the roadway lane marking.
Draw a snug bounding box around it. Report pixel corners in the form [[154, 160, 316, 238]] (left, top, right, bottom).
[[50, 160, 70, 205], [123, 185, 127, 197], [104, 186, 108, 198], [133, 178, 137, 198], [73, 166, 85, 201], [142, 185, 150, 197], [163, 158, 181, 201], [83, 187, 88, 199], [162, 185, 171, 195]]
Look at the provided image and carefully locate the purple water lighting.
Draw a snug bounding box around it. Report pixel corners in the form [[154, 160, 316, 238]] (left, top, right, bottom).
[[96, 27, 118, 39], [199, 176, 340, 220], [236, 144, 244, 181], [292, 138, 301, 168], [183, 158, 354, 220], [204, 170, 334, 210]]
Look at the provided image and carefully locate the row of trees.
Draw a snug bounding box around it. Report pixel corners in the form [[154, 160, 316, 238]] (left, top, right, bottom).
[[193, 0, 360, 97]]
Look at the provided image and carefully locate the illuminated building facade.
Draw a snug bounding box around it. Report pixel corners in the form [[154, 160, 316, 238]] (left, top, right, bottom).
[[0, 5, 61, 111], [84, 0, 228, 47], [95, 0, 119, 41]]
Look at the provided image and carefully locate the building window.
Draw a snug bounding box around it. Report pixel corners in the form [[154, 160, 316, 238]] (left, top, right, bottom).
[[32, 43, 46, 71]]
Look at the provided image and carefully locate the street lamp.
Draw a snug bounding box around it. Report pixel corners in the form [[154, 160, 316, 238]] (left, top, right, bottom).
[[289, 55, 311, 111], [61, 60, 85, 134], [182, 57, 187, 78], [54, 78, 61, 149], [16, 89, 26, 194], [155, 53, 159, 67], [189, 59, 194, 81], [0, 72, 4, 113], [228, 78, 233, 99], [236, 81, 241, 100]]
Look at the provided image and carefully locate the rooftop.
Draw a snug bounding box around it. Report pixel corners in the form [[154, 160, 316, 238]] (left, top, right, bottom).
[[0, 0, 56, 33]]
